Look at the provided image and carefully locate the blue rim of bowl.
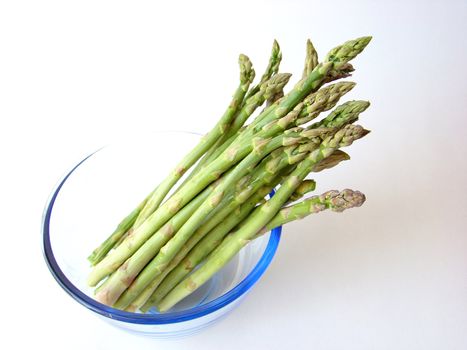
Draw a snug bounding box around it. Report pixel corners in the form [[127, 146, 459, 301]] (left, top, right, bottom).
[[41, 148, 282, 325]]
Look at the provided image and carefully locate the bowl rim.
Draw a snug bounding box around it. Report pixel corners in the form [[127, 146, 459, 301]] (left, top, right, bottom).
[[41, 140, 282, 325]]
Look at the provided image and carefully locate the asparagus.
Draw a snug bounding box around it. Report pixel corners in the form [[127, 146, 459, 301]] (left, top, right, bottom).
[[151, 188, 364, 311], [183, 73, 292, 184], [312, 149, 350, 172], [97, 128, 320, 305], [245, 39, 282, 99], [87, 36, 373, 312], [178, 36, 371, 198], [295, 81, 356, 126], [250, 36, 372, 132], [157, 124, 370, 312], [185, 40, 283, 183], [137, 166, 300, 312], [93, 179, 222, 304], [126, 190, 270, 312], [257, 188, 366, 236], [133, 54, 255, 228], [288, 179, 317, 202], [87, 193, 150, 265], [88, 99, 311, 288], [189, 36, 371, 179], [115, 145, 309, 309], [302, 39, 319, 78], [146, 186, 276, 310], [309, 100, 370, 129]]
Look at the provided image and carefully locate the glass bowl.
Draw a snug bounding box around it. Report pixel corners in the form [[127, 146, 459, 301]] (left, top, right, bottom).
[[41, 131, 282, 338]]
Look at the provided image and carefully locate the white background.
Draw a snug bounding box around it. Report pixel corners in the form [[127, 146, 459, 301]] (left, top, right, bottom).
[[2, 0, 467, 349]]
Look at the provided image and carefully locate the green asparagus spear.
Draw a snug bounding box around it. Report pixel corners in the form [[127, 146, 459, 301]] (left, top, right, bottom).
[[96, 129, 316, 305], [245, 39, 282, 99], [295, 81, 356, 126], [157, 124, 369, 312], [250, 36, 372, 132], [309, 100, 370, 129], [133, 54, 255, 228], [87, 193, 150, 265], [93, 179, 222, 304], [302, 39, 319, 78], [258, 189, 366, 236], [147, 186, 275, 309], [116, 144, 310, 310], [182, 73, 292, 184]]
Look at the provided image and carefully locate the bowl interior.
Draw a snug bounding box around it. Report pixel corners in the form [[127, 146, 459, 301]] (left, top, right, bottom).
[[44, 131, 280, 322]]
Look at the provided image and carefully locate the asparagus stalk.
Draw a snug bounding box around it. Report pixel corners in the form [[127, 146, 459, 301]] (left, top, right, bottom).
[[245, 39, 282, 99], [312, 149, 350, 172], [257, 189, 366, 236], [87, 193, 151, 265], [157, 124, 369, 312], [150, 188, 364, 311], [309, 100, 370, 129], [182, 73, 292, 185], [146, 186, 276, 310], [190, 34, 369, 177], [287, 179, 317, 203], [133, 54, 255, 228], [295, 81, 356, 126], [93, 178, 223, 303], [97, 128, 318, 305], [181, 41, 282, 183], [87, 100, 310, 288], [126, 189, 272, 312], [137, 166, 300, 312], [177, 35, 371, 197], [250, 36, 372, 132], [116, 145, 309, 309], [302, 39, 319, 78]]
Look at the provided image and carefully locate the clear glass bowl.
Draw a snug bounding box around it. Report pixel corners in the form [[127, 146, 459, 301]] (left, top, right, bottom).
[[41, 131, 281, 338]]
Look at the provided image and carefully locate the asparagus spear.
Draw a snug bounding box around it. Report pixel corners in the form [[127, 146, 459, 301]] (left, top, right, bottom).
[[150, 188, 364, 311], [137, 165, 300, 312], [125, 188, 273, 312], [185, 36, 370, 184], [146, 185, 276, 310], [181, 73, 292, 185], [201, 74, 353, 171], [87, 193, 151, 265], [133, 54, 255, 228], [96, 128, 318, 305], [245, 39, 282, 99], [309, 100, 370, 129], [287, 179, 317, 203], [178, 35, 371, 198], [250, 36, 372, 132], [92, 178, 224, 303], [183, 40, 283, 184], [87, 101, 309, 288], [302, 39, 319, 78], [157, 124, 369, 312], [312, 149, 350, 172], [115, 145, 309, 309], [257, 189, 366, 236], [295, 81, 356, 126]]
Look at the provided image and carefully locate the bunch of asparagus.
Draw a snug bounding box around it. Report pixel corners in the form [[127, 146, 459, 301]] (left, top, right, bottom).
[[87, 35, 372, 313]]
